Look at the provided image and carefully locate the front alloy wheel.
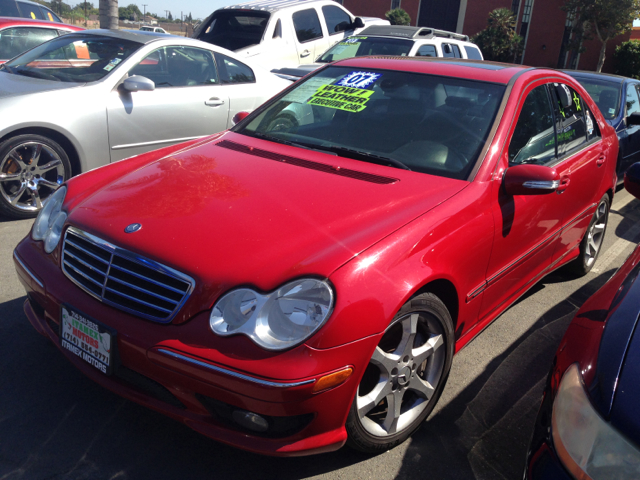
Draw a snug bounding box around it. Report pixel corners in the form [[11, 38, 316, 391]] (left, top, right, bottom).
[[346, 292, 454, 453], [0, 134, 71, 219]]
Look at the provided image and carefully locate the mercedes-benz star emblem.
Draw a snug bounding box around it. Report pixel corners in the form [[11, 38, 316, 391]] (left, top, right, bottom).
[[124, 223, 142, 233]]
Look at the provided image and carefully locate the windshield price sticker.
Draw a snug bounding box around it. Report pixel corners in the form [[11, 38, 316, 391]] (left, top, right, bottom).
[[336, 71, 381, 89], [60, 306, 113, 375], [339, 36, 366, 46], [307, 84, 375, 112]]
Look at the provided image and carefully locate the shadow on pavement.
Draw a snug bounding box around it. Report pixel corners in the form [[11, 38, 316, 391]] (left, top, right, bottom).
[[394, 267, 616, 480]]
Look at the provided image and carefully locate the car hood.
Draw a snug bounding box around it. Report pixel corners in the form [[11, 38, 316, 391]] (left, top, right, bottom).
[[0, 71, 82, 99], [588, 253, 640, 446], [67, 132, 467, 307]]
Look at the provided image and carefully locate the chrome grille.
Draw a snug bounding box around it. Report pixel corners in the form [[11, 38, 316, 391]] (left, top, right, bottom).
[[61, 227, 194, 323]]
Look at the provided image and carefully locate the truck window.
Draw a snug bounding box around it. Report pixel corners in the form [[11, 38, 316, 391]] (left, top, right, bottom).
[[293, 9, 323, 43], [322, 5, 351, 34]]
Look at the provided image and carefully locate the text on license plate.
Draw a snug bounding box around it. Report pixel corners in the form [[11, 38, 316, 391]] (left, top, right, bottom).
[[60, 306, 112, 375]]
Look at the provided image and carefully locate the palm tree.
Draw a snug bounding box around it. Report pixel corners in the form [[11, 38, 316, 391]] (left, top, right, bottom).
[[99, 0, 118, 29]]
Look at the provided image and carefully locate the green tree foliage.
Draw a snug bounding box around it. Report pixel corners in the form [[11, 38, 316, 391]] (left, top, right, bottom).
[[562, 0, 640, 72], [118, 3, 141, 20], [471, 8, 522, 63], [385, 8, 410, 26], [614, 40, 640, 79]]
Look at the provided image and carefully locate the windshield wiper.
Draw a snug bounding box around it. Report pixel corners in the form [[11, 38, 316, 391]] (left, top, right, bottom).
[[243, 131, 337, 155], [13, 67, 59, 81], [1, 64, 14, 74], [312, 145, 411, 170]]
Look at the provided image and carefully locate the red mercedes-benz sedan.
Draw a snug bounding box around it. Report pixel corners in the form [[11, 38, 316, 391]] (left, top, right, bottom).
[[13, 57, 618, 456]]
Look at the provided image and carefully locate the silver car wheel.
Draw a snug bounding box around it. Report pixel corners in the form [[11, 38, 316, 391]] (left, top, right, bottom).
[[356, 311, 446, 437], [584, 199, 608, 268], [0, 141, 65, 213]]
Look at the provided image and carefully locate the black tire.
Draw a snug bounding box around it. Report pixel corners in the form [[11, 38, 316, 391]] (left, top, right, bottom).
[[346, 292, 455, 454], [568, 194, 610, 276], [0, 134, 71, 219]]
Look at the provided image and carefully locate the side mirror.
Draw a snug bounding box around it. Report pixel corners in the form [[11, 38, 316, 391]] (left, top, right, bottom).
[[624, 162, 640, 199], [122, 75, 155, 92], [503, 164, 560, 195], [352, 17, 365, 29], [627, 112, 640, 126], [232, 111, 251, 125]]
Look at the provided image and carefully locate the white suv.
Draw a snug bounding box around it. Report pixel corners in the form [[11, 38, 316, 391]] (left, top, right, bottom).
[[272, 25, 483, 80], [193, 0, 388, 69]]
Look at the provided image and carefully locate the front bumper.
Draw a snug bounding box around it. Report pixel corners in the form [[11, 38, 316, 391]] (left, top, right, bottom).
[[14, 236, 379, 456]]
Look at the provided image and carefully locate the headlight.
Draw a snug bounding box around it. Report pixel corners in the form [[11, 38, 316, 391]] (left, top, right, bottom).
[[210, 278, 334, 351], [552, 363, 640, 479], [32, 186, 67, 253]]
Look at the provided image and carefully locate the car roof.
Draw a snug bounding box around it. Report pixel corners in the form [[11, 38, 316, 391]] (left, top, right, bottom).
[[0, 16, 83, 30], [359, 25, 470, 42], [220, 0, 334, 13], [68, 28, 171, 44], [562, 69, 627, 84], [332, 56, 534, 84]]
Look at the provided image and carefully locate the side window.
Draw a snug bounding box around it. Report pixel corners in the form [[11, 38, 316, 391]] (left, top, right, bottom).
[[130, 46, 218, 88], [0, 0, 20, 17], [272, 18, 282, 38], [585, 106, 601, 143], [416, 44, 437, 57], [292, 9, 323, 43], [464, 46, 482, 60], [322, 5, 351, 34], [626, 83, 640, 117], [40, 6, 59, 22], [17, 1, 44, 19], [551, 83, 588, 156], [0, 27, 58, 59], [214, 52, 255, 84], [509, 85, 556, 165], [442, 44, 461, 58]]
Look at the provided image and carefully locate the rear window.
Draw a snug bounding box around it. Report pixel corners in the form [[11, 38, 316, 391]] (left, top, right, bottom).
[[196, 10, 270, 52], [464, 45, 482, 60], [318, 36, 413, 63]]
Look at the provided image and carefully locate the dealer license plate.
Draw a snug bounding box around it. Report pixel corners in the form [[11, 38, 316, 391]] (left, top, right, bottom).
[[60, 305, 114, 375]]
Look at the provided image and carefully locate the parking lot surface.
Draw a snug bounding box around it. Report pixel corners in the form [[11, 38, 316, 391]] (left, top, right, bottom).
[[1, 188, 639, 480]]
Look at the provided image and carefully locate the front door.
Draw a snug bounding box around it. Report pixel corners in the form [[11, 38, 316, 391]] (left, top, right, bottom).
[[480, 82, 568, 321], [107, 45, 229, 162]]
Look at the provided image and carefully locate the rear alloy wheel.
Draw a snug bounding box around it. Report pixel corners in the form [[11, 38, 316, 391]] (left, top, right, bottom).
[[0, 134, 71, 219], [569, 194, 610, 276], [346, 292, 454, 454]]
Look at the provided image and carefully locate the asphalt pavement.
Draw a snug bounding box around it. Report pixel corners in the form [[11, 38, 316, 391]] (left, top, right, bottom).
[[1, 188, 639, 480]]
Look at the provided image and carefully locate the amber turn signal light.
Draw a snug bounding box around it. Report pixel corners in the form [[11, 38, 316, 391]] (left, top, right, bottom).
[[312, 367, 353, 393]]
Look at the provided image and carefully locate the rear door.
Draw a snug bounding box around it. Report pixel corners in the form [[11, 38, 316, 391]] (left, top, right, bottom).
[[106, 45, 229, 162], [620, 81, 640, 174]]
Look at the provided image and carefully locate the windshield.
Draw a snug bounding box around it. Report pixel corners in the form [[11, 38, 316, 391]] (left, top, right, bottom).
[[317, 36, 414, 63], [196, 10, 270, 51], [2, 34, 141, 83], [570, 75, 621, 120], [236, 66, 505, 180]]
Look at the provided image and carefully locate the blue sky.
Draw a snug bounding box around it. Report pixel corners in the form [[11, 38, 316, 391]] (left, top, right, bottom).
[[127, 0, 230, 20]]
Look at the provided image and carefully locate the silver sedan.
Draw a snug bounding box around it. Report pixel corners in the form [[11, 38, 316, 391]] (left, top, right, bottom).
[[0, 29, 290, 219]]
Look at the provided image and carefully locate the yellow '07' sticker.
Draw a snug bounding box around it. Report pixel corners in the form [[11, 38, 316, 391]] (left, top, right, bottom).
[[307, 84, 375, 113]]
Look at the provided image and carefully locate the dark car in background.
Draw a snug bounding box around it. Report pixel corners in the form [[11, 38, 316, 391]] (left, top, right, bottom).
[[0, 17, 83, 63], [525, 163, 640, 479], [565, 71, 640, 181], [0, 0, 62, 23]]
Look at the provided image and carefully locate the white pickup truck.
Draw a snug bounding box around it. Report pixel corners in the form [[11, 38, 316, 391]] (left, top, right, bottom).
[[192, 0, 389, 69]]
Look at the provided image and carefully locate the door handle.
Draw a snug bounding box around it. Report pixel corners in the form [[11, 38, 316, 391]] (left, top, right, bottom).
[[300, 50, 310, 57], [205, 98, 225, 107], [596, 155, 606, 167], [556, 176, 571, 193]]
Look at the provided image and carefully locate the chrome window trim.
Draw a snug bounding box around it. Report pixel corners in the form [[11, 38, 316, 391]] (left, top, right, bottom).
[[157, 349, 316, 388], [61, 226, 195, 323], [13, 251, 44, 288]]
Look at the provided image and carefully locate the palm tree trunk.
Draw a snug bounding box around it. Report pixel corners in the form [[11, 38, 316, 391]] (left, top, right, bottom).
[[99, 0, 118, 29], [596, 40, 607, 72]]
